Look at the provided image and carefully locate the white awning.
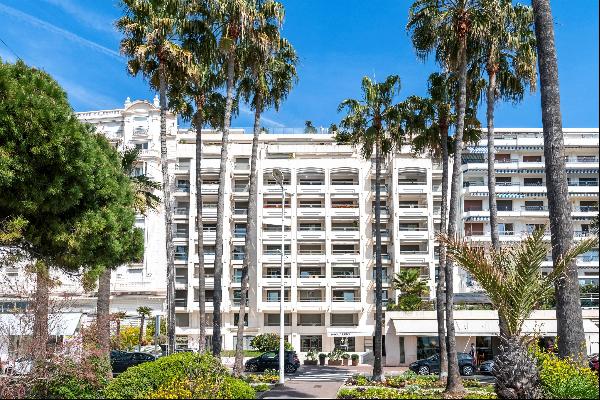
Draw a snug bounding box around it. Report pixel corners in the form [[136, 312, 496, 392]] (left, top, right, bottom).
[[392, 318, 598, 337], [0, 313, 83, 336], [327, 326, 374, 337]]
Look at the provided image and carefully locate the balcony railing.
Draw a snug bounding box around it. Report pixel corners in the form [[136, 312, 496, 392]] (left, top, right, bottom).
[[398, 180, 427, 185], [263, 273, 291, 278], [399, 250, 429, 254], [499, 231, 516, 236], [298, 180, 325, 186], [298, 272, 325, 278], [234, 185, 249, 192], [298, 203, 324, 208], [232, 252, 245, 261], [175, 299, 187, 307], [494, 158, 519, 163], [397, 204, 427, 209], [398, 227, 428, 231], [331, 180, 358, 185], [372, 206, 389, 213], [522, 206, 549, 211], [573, 206, 599, 212], [332, 249, 359, 255], [298, 250, 325, 255], [567, 156, 599, 163], [580, 293, 599, 308], [233, 229, 247, 238], [579, 255, 599, 262], [176, 185, 190, 192], [265, 296, 290, 302], [174, 232, 188, 239], [371, 185, 388, 192], [234, 208, 248, 215], [523, 182, 545, 186], [174, 207, 189, 215], [569, 181, 598, 187], [175, 253, 188, 261], [298, 226, 324, 231], [332, 272, 360, 278], [332, 204, 359, 208], [332, 296, 360, 302], [334, 227, 360, 232], [298, 296, 324, 302], [203, 226, 216, 232]]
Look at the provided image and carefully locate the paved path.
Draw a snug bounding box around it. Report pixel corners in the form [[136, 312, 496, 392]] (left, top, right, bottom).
[[258, 366, 353, 399]]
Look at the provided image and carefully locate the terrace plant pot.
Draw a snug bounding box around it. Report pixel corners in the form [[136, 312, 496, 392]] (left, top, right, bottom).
[[319, 354, 326, 366], [343, 358, 349, 366], [328, 360, 342, 366], [351, 359, 359, 366]]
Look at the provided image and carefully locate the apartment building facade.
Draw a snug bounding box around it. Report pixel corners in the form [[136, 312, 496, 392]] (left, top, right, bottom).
[[2, 98, 596, 360]]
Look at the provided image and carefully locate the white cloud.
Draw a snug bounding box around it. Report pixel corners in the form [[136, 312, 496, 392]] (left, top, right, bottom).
[[239, 104, 285, 128], [0, 3, 121, 60]]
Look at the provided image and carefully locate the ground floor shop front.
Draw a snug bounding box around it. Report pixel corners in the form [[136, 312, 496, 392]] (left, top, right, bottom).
[[385, 310, 600, 366]]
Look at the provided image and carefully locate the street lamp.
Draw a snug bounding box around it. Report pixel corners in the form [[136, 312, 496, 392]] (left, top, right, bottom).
[[272, 168, 286, 385]]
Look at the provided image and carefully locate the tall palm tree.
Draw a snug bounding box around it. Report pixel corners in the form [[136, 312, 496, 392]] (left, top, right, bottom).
[[233, 3, 297, 374], [442, 230, 597, 399], [96, 148, 160, 354], [168, 2, 225, 353], [407, 1, 483, 392], [112, 311, 128, 347], [475, 0, 537, 250], [404, 71, 481, 379], [212, 0, 254, 357], [531, 0, 587, 361], [116, 0, 196, 355], [335, 75, 405, 381], [136, 306, 153, 349]]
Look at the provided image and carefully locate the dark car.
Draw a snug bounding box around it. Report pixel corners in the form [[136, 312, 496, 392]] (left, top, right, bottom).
[[478, 360, 494, 375], [110, 351, 156, 374], [245, 351, 300, 373], [409, 353, 476, 376]]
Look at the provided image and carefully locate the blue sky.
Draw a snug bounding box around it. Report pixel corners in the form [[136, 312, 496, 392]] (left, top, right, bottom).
[[0, 0, 598, 129]]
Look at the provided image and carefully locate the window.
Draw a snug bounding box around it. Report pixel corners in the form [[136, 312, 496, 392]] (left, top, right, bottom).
[[334, 337, 355, 352], [498, 223, 514, 235], [264, 313, 291, 326], [175, 224, 188, 238], [300, 335, 322, 352], [194, 289, 214, 302], [176, 313, 189, 327], [233, 224, 246, 238], [298, 266, 324, 278], [494, 154, 512, 162], [497, 200, 513, 211], [232, 268, 243, 283], [298, 199, 324, 208], [332, 289, 359, 302], [233, 313, 248, 327], [417, 336, 440, 360], [175, 336, 188, 349], [332, 244, 359, 255], [232, 289, 248, 306], [264, 244, 290, 255], [523, 155, 542, 162], [331, 314, 357, 327], [175, 290, 187, 308], [496, 177, 512, 185], [464, 200, 483, 212], [235, 157, 250, 169], [134, 142, 149, 150], [297, 244, 323, 255], [265, 290, 290, 302], [524, 201, 544, 211], [298, 290, 324, 302], [524, 177, 543, 186], [232, 245, 245, 260], [262, 264, 291, 278], [332, 265, 359, 278], [399, 337, 406, 364], [232, 335, 255, 350], [526, 224, 545, 234], [298, 222, 323, 231], [465, 223, 484, 236], [175, 245, 188, 261], [297, 314, 323, 326]]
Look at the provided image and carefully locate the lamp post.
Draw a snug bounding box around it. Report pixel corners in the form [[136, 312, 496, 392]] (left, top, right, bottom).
[[272, 169, 286, 385]]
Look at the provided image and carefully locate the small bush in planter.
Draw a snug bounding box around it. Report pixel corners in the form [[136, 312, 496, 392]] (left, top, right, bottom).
[[351, 354, 359, 366], [318, 353, 327, 366], [327, 348, 345, 365], [305, 349, 318, 365], [342, 353, 350, 365]]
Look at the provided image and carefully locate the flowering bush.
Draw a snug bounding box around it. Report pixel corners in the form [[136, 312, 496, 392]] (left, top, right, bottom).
[[103, 352, 252, 399], [532, 347, 599, 399], [249, 333, 293, 352]]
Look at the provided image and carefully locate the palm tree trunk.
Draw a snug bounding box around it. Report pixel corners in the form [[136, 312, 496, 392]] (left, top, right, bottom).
[[213, 50, 236, 356], [194, 102, 206, 353], [234, 100, 262, 376], [445, 37, 468, 394], [97, 267, 111, 354], [32, 261, 49, 367], [158, 62, 176, 355], [532, 0, 585, 361], [436, 121, 449, 380], [373, 137, 383, 382], [139, 314, 146, 349], [486, 68, 500, 250]]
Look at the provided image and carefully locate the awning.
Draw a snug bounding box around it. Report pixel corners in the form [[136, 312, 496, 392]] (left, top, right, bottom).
[[464, 216, 490, 222], [393, 319, 438, 336], [497, 193, 526, 198], [455, 320, 499, 336], [327, 326, 374, 337], [0, 313, 83, 336]]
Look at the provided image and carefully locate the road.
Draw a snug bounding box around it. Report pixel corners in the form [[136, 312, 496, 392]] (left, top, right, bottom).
[[258, 366, 353, 399]]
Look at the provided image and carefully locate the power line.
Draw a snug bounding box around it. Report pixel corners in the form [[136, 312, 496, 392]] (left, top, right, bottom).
[[0, 36, 21, 60]]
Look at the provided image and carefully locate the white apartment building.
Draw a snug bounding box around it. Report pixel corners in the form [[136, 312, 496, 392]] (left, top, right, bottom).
[[1, 98, 597, 361]]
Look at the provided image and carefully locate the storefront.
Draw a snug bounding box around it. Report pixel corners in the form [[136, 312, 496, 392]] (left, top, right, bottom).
[[385, 310, 599, 366]]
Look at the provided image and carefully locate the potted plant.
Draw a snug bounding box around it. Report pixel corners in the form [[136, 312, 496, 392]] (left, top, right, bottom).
[[304, 349, 318, 365], [342, 353, 350, 366], [351, 353, 359, 366], [327, 348, 344, 366], [318, 353, 326, 366]]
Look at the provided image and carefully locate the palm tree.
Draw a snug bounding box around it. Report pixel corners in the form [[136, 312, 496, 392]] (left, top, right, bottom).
[[304, 120, 317, 134], [116, 0, 196, 355], [392, 268, 429, 310], [168, 3, 225, 353], [112, 311, 128, 347], [233, 1, 297, 376], [475, 0, 537, 250], [96, 147, 160, 354], [212, 0, 254, 357], [442, 230, 597, 398], [404, 71, 481, 379], [531, 0, 587, 361], [335, 75, 405, 381], [407, 1, 483, 392], [136, 306, 153, 350]]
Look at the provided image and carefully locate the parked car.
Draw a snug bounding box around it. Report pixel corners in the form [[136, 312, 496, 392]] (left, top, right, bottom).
[[409, 353, 476, 376], [589, 354, 599, 373], [110, 351, 156, 374], [478, 360, 494, 375], [244, 351, 300, 373]]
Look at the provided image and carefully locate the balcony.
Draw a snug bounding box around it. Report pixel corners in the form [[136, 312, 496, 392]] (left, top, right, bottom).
[[174, 207, 189, 219], [397, 204, 428, 217], [201, 184, 219, 195], [175, 164, 190, 175], [175, 184, 190, 194]]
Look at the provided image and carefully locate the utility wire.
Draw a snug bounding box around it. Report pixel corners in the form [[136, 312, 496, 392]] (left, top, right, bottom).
[[0, 36, 21, 60]]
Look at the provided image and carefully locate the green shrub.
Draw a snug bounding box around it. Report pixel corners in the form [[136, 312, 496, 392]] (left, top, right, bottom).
[[532, 347, 599, 399], [103, 352, 231, 399], [220, 350, 263, 357], [384, 375, 406, 388], [250, 334, 293, 352], [146, 376, 255, 399], [337, 387, 443, 399], [252, 383, 271, 392], [351, 354, 359, 361], [462, 379, 482, 388], [463, 391, 497, 399]]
